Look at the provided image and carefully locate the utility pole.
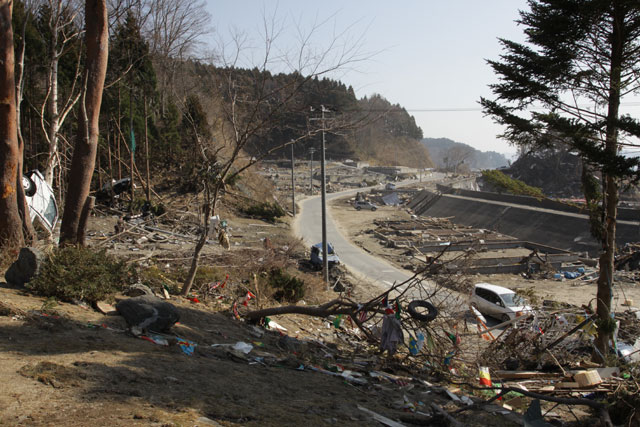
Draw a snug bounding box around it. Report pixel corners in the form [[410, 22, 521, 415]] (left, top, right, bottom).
[[290, 142, 296, 216], [309, 147, 315, 194], [320, 106, 329, 285], [310, 106, 330, 285]]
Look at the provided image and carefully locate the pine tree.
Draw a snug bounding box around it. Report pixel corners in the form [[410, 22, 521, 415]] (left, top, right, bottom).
[[481, 0, 640, 361]]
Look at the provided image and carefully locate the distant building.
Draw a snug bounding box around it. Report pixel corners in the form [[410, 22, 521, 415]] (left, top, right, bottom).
[[366, 166, 416, 175], [344, 160, 369, 168]]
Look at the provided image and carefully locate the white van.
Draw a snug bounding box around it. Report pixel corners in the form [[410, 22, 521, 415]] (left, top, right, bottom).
[[470, 283, 533, 323], [23, 170, 58, 233]]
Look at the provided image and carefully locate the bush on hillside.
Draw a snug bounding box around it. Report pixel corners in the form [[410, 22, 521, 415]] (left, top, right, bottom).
[[268, 268, 305, 302], [28, 247, 134, 304], [481, 169, 545, 198], [242, 202, 285, 222]]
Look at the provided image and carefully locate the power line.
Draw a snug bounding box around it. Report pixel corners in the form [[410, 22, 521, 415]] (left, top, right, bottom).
[[328, 102, 640, 114]]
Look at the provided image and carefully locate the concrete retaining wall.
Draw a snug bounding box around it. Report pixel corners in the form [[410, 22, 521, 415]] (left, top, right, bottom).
[[435, 184, 639, 222], [415, 191, 640, 255]]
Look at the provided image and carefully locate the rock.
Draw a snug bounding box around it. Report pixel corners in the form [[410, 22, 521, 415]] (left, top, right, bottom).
[[124, 283, 155, 297], [5, 247, 45, 287], [115, 295, 179, 332]]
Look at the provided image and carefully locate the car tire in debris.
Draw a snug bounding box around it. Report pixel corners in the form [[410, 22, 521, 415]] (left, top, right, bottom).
[[356, 206, 361, 210], [371, 207, 377, 211], [501, 314, 511, 323], [407, 300, 438, 322], [22, 175, 36, 197]]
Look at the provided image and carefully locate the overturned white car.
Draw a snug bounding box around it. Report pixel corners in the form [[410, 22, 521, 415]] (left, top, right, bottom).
[[23, 170, 58, 233]]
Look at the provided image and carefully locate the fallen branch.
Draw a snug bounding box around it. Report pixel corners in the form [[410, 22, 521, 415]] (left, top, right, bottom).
[[430, 402, 464, 427], [241, 298, 360, 321], [451, 382, 612, 427], [460, 313, 534, 336], [541, 315, 594, 352]]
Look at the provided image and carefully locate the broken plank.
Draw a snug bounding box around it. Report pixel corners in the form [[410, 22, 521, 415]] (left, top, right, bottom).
[[357, 406, 406, 427], [494, 371, 562, 380]]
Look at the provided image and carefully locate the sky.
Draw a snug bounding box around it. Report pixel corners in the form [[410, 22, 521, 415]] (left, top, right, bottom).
[[204, 1, 637, 158]]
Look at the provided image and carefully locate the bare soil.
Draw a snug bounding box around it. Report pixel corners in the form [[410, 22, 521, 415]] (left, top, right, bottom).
[[1, 205, 519, 427], [2, 181, 637, 426], [329, 195, 640, 313]]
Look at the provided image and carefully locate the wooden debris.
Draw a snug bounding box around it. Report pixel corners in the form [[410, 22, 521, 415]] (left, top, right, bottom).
[[94, 301, 118, 315], [574, 370, 602, 387], [494, 370, 562, 380], [358, 405, 406, 427]]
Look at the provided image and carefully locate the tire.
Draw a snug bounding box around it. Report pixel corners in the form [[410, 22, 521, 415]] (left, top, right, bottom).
[[407, 300, 438, 322], [22, 175, 36, 197], [356, 206, 361, 211], [371, 207, 376, 211], [501, 314, 511, 323]]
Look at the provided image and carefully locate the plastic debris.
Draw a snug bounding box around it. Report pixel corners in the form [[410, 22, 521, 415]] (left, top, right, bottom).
[[141, 334, 169, 346], [265, 319, 287, 332], [408, 333, 425, 355], [232, 341, 253, 354], [479, 366, 492, 387], [176, 337, 197, 356], [380, 315, 404, 355]]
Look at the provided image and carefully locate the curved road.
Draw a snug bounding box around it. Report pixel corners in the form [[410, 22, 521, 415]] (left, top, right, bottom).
[[293, 174, 444, 289]]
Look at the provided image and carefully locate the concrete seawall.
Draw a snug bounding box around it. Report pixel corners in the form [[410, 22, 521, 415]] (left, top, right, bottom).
[[412, 190, 640, 255]]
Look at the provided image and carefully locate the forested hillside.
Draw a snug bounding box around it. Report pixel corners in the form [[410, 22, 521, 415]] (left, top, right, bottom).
[[505, 148, 583, 198], [176, 65, 432, 167], [11, 0, 430, 208], [422, 137, 508, 171]]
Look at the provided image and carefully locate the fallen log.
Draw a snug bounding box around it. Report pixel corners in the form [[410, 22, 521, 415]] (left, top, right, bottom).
[[241, 298, 359, 321], [452, 383, 613, 427]]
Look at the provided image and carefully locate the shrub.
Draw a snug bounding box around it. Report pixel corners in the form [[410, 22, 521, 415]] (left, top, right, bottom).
[[131, 198, 166, 217], [138, 264, 221, 295], [268, 268, 305, 302], [481, 169, 545, 198], [28, 247, 134, 304], [243, 202, 285, 222]]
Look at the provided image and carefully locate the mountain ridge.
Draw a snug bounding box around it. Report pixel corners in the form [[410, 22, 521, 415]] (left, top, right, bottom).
[[421, 137, 509, 171]]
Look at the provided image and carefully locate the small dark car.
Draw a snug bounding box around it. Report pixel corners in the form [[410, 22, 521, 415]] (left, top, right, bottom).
[[310, 242, 340, 269]]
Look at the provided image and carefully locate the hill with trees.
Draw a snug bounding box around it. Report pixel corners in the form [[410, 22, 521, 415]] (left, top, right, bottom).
[[1, 0, 431, 253], [9, 2, 430, 202], [421, 137, 508, 171], [503, 147, 583, 198]]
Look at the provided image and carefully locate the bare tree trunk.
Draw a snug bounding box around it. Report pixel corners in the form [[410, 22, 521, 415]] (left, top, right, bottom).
[[593, 4, 623, 362], [128, 81, 134, 210], [117, 85, 122, 179], [107, 121, 113, 184], [42, 0, 82, 188], [16, 124, 34, 245], [44, 48, 60, 186], [593, 176, 617, 362], [144, 94, 150, 201], [76, 195, 95, 245], [0, 0, 25, 250], [14, 4, 34, 242], [59, 0, 108, 245], [181, 181, 215, 296]]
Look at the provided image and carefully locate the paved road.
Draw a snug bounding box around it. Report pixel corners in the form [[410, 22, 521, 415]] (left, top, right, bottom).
[[293, 174, 444, 289]]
